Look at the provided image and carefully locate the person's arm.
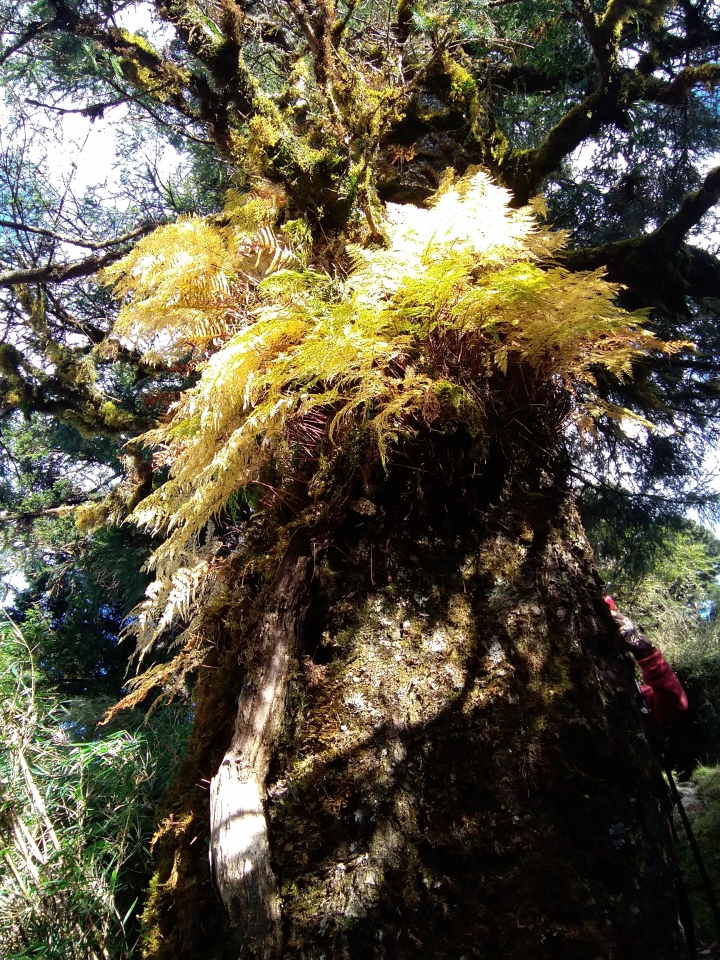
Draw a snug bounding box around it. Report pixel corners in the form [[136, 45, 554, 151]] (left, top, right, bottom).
[[604, 595, 688, 722]]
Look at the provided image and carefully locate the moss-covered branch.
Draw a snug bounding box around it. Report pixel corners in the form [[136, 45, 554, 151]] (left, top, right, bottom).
[[560, 233, 720, 309], [0, 377, 152, 437], [563, 202, 720, 280], [563, 165, 720, 305], [497, 61, 720, 204], [48, 0, 194, 117], [630, 62, 720, 106], [332, 0, 360, 42], [395, 0, 414, 46], [0, 501, 88, 526], [0, 341, 152, 438], [38, 0, 263, 153], [149, 0, 269, 149], [285, 0, 338, 86], [497, 83, 625, 204], [599, 0, 673, 38], [654, 165, 720, 246], [574, 0, 675, 72]]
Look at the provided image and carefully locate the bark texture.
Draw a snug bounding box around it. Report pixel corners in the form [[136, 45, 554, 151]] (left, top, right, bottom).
[[143, 412, 689, 960], [266, 486, 688, 960], [209, 528, 316, 957]]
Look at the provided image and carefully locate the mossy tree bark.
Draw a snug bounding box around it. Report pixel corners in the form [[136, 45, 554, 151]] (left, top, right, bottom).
[[2, 2, 719, 955], [144, 376, 688, 960]]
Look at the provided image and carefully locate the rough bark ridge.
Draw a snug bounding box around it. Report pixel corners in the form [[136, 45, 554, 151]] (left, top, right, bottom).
[[209, 527, 316, 957], [266, 481, 688, 960], [144, 398, 689, 960]]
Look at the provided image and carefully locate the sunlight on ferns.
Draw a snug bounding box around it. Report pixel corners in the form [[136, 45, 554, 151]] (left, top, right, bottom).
[[104, 170, 684, 667]]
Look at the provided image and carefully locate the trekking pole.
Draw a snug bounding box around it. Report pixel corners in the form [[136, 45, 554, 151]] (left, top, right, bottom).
[[637, 682, 720, 943]]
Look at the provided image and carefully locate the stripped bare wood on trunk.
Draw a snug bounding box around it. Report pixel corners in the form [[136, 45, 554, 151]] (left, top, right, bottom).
[[209, 527, 317, 958]]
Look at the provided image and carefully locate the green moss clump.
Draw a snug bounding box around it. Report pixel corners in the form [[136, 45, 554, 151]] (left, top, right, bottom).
[[0, 342, 21, 376], [117, 27, 161, 59], [441, 53, 481, 129], [99, 400, 136, 430]]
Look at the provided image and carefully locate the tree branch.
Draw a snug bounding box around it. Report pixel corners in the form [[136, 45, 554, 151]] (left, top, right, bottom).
[[665, 358, 720, 372], [498, 60, 720, 204], [0, 18, 57, 66], [0, 247, 132, 289], [285, 0, 324, 70], [481, 61, 586, 95], [25, 93, 136, 118], [0, 372, 154, 436], [332, 0, 360, 42], [599, 0, 672, 36], [0, 502, 82, 526], [560, 233, 720, 308], [0, 220, 158, 252], [499, 82, 625, 204], [395, 0, 413, 45], [42, 0, 198, 124], [151, 0, 262, 149], [654, 165, 720, 245], [640, 9, 720, 67], [570, 0, 673, 74], [571, 0, 608, 69], [636, 62, 720, 106]]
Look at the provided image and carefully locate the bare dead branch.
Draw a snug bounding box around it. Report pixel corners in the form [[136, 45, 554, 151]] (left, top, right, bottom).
[[25, 94, 135, 117], [0, 248, 132, 289], [0, 220, 159, 253]]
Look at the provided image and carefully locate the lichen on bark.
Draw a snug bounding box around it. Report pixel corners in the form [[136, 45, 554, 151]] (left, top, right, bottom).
[[266, 488, 685, 959], [141, 417, 689, 959]]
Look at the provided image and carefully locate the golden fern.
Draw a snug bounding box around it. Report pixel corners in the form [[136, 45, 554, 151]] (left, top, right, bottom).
[[107, 170, 685, 651], [101, 526, 223, 720], [102, 187, 297, 363]]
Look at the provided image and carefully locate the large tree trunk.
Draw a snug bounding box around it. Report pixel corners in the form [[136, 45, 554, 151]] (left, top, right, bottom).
[[264, 492, 686, 959], [143, 427, 688, 960]]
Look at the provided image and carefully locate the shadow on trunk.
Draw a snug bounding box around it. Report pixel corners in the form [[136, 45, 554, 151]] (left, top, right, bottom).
[[142, 427, 689, 960]]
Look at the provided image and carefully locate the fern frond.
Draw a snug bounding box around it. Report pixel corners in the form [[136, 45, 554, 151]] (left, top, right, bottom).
[[101, 633, 210, 722], [102, 188, 298, 362], [106, 170, 684, 653], [123, 527, 220, 660]]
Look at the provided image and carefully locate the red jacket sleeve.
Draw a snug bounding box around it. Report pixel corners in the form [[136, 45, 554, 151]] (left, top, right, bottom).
[[637, 648, 688, 723]]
